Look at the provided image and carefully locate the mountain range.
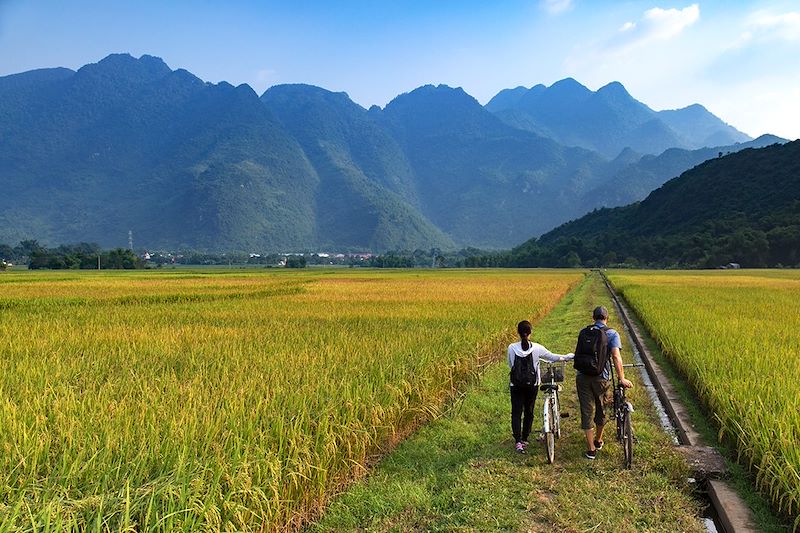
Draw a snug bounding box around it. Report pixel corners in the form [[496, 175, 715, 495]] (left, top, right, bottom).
[[0, 54, 785, 251], [486, 79, 751, 158]]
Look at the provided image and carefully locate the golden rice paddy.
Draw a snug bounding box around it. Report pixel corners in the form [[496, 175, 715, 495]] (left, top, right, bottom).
[[608, 270, 800, 528], [0, 269, 580, 531]]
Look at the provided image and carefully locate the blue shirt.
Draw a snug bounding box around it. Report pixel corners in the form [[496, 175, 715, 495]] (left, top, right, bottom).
[[578, 321, 621, 380]]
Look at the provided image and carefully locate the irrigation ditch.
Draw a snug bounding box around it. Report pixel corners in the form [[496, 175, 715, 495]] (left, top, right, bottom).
[[600, 272, 758, 533]]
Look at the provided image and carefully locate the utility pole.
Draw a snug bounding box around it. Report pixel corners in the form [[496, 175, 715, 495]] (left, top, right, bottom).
[[430, 247, 440, 268]]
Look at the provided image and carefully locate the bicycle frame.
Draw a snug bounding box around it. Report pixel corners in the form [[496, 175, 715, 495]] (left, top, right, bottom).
[[610, 362, 640, 468], [540, 361, 564, 464], [542, 390, 559, 433]]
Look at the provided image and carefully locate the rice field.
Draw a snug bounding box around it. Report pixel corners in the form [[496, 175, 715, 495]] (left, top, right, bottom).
[[607, 270, 800, 528], [0, 268, 581, 531]]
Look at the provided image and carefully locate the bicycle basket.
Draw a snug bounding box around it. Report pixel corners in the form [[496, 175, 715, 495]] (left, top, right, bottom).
[[540, 362, 565, 383]]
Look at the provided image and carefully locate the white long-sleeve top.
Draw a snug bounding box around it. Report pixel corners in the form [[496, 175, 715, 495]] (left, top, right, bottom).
[[507, 341, 573, 386]]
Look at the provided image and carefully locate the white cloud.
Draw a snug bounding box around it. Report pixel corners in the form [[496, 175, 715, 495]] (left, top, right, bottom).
[[559, 3, 799, 139], [710, 77, 800, 140], [540, 0, 573, 15], [609, 4, 700, 53], [723, 10, 800, 54], [563, 3, 702, 87], [727, 30, 753, 50], [748, 11, 800, 42]]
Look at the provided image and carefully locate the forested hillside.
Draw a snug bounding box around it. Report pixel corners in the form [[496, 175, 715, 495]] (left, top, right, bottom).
[[509, 141, 800, 268]]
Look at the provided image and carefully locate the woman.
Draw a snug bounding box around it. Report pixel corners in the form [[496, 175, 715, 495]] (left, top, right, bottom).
[[508, 320, 574, 453]]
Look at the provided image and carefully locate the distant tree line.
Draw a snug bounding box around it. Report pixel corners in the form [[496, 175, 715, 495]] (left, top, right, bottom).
[[503, 233, 799, 269], [0, 240, 144, 270], [6, 214, 798, 273], [148, 251, 365, 267], [365, 219, 800, 270], [366, 248, 505, 268]]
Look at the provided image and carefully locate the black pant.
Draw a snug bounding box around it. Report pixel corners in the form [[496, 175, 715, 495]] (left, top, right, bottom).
[[510, 384, 538, 443]]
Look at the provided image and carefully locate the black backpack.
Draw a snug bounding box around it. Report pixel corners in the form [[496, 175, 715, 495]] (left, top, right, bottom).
[[573, 325, 609, 376], [511, 352, 537, 387]]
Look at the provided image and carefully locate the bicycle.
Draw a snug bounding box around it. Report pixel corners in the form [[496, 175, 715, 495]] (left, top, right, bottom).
[[539, 361, 566, 464], [610, 363, 643, 468]]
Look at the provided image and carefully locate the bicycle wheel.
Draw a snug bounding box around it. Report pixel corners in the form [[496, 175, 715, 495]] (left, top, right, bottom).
[[622, 409, 633, 469], [544, 397, 555, 464]]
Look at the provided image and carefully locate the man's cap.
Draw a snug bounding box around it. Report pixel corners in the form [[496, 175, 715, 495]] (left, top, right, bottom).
[[593, 306, 609, 320]]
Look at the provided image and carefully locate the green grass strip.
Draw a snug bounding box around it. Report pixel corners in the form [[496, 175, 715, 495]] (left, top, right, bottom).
[[310, 273, 705, 532]]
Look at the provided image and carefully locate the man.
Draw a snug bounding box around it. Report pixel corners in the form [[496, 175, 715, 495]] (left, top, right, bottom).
[[574, 306, 632, 460]]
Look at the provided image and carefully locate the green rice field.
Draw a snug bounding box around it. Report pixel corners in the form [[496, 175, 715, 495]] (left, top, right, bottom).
[[0, 269, 580, 531], [608, 269, 800, 529]]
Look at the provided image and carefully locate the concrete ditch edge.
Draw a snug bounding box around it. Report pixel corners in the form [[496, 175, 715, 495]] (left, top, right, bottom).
[[600, 272, 759, 533]]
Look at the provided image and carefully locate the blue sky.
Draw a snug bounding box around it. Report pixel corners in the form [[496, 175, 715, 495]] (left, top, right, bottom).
[[1, 0, 799, 139]]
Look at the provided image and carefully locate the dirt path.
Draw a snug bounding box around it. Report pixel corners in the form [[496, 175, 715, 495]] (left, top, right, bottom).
[[309, 273, 706, 532]]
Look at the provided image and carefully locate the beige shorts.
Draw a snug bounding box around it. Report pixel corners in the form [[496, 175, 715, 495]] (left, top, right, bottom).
[[576, 373, 611, 430]]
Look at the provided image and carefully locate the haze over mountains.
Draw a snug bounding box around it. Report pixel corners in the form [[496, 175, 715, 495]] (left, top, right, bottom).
[[0, 54, 785, 252]]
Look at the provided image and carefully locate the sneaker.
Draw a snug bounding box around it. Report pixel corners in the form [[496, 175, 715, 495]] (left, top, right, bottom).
[[593, 440, 604, 450], [515, 442, 526, 454], [521, 440, 529, 449], [585, 449, 596, 460]]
